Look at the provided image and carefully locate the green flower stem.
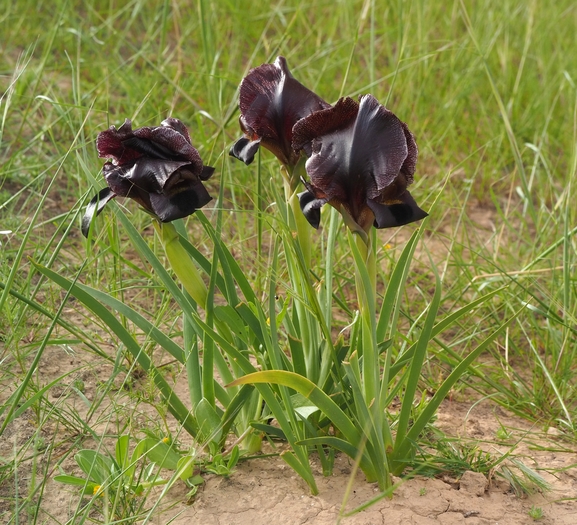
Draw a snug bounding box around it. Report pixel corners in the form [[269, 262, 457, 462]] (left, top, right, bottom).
[[281, 222, 319, 381], [156, 221, 214, 407], [345, 227, 379, 411], [289, 190, 312, 268], [283, 157, 307, 196], [282, 161, 312, 268], [340, 207, 376, 318], [280, 161, 319, 380], [346, 219, 378, 407], [154, 221, 208, 309], [184, 318, 202, 408], [322, 208, 339, 327], [346, 220, 393, 488]]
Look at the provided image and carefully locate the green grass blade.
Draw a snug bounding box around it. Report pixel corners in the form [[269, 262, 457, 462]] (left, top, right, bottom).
[[377, 227, 422, 343], [278, 451, 317, 493], [389, 287, 506, 378], [72, 282, 186, 363], [115, 211, 197, 316], [393, 263, 442, 453], [391, 310, 522, 474], [0, 367, 80, 424], [196, 212, 257, 304]]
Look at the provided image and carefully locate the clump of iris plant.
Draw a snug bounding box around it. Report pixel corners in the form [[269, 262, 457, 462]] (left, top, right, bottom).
[[294, 96, 428, 445], [82, 118, 214, 237], [228, 60, 431, 492], [293, 94, 428, 240]]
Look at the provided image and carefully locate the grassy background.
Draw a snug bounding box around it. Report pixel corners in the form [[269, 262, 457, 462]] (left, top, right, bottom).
[[1, 0, 577, 521]]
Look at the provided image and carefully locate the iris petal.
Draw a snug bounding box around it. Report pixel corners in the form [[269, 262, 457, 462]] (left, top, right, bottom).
[[127, 159, 192, 190], [351, 95, 411, 194], [103, 164, 154, 212], [298, 190, 327, 229], [81, 187, 116, 238], [229, 136, 262, 165], [367, 191, 428, 229], [399, 122, 418, 181], [200, 165, 215, 181], [133, 123, 202, 166], [97, 120, 141, 164], [150, 181, 212, 222], [294, 95, 426, 231], [121, 136, 175, 160], [230, 56, 330, 167], [294, 95, 411, 201], [87, 118, 213, 232]]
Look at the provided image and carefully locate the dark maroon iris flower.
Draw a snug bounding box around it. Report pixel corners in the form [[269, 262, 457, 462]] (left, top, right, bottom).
[[229, 56, 330, 168], [293, 95, 427, 232], [81, 118, 214, 237]]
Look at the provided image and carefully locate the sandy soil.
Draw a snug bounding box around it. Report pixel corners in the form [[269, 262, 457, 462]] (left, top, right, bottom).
[[160, 399, 577, 525], [8, 376, 575, 525]]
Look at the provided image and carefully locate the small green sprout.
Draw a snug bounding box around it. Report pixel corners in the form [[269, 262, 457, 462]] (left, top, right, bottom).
[[528, 506, 544, 520], [495, 424, 512, 441]]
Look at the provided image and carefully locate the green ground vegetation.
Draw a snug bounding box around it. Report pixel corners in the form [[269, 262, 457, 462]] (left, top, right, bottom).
[[1, 0, 576, 522]]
